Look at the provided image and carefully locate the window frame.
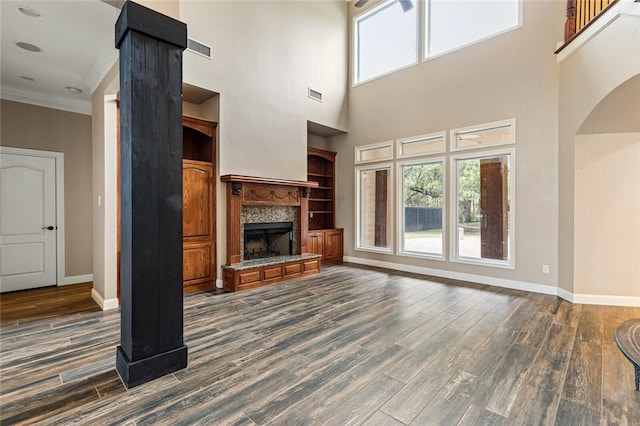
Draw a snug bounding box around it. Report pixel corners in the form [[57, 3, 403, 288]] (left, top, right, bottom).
[[422, 0, 523, 62], [449, 147, 516, 269], [397, 131, 446, 158], [396, 156, 446, 260], [450, 118, 516, 152], [355, 140, 395, 164], [352, 0, 420, 86], [355, 162, 395, 254]]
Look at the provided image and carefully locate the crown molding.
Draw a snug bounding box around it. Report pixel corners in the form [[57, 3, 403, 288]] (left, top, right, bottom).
[[1, 86, 92, 115]]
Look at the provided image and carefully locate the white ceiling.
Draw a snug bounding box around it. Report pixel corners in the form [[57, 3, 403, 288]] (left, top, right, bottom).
[[0, 0, 121, 115]]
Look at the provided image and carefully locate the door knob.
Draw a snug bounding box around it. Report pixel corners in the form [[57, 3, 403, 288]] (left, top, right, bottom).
[[42, 226, 55, 230]]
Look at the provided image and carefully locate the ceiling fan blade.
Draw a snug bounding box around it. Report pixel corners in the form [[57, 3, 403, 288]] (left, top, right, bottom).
[[399, 0, 413, 12], [354, 0, 368, 7]]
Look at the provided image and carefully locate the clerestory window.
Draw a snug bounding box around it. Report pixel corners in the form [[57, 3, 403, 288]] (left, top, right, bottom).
[[353, 0, 521, 85]]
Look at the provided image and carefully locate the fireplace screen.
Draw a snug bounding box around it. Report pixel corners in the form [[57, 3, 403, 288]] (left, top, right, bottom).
[[244, 222, 293, 260]]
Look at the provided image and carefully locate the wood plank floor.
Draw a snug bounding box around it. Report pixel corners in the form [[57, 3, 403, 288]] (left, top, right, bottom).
[[0, 282, 100, 327], [1, 265, 639, 425]]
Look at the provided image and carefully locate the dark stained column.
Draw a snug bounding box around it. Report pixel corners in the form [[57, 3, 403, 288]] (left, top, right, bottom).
[[115, 1, 188, 388]]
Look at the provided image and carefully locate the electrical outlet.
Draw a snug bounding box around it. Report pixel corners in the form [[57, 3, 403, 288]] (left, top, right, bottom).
[[542, 264, 550, 274]]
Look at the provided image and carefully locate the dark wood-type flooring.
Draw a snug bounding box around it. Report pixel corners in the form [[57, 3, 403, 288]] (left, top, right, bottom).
[[1, 265, 639, 425]]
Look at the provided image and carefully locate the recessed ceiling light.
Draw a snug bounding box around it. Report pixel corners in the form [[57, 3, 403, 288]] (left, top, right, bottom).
[[66, 86, 83, 95], [16, 42, 41, 52], [16, 5, 43, 18], [20, 76, 35, 82]]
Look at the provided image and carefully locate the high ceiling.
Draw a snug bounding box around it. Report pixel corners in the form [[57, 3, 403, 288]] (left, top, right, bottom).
[[0, 1, 121, 114]]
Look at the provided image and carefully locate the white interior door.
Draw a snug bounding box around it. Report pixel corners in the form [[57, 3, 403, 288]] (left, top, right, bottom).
[[0, 152, 57, 292]]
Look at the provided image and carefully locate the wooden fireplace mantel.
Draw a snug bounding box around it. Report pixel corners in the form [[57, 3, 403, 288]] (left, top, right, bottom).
[[221, 174, 318, 266], [221, 174, 319, 188]]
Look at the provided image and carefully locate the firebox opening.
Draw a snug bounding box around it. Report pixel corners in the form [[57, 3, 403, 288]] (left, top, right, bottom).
[[244, 222, 293, 260]]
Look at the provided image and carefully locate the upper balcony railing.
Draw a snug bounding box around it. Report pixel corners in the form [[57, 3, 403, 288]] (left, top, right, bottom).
[[563, 0, 618, 42]]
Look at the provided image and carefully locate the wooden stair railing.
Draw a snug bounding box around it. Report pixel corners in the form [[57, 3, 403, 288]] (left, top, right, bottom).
[[564, 0, 618, 41]]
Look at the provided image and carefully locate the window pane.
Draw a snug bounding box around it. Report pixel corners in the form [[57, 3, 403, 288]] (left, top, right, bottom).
[[426, 0, 519, 58], [398, 134, 445, 157], [402, 162, 443, 256], [356, 0, 417, 83], [454, 122, 514, 150], [357, 143, 393, 163], [359, 167, 392, 249], [456, 155, 510, 261]]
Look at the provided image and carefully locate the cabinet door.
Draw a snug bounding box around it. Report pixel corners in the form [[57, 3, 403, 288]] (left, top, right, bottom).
[[324, 229, 343, 263], [183, 160, 214, 242], [308, 232, 325, 258]]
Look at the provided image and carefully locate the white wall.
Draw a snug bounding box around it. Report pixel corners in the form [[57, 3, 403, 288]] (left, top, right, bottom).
[[180, 0, 349, 181], [574, 133, 640, 299], [558, 7, 640, 295], [91, 62, 119, 309], [334, 0, 564, 288]]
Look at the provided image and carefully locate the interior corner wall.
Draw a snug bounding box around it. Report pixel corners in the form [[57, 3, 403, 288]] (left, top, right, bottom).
[[0, 99, 93, 278], [558, 13, 640, 296], [574, 132, 640, 298], [334, 0, 564, 288], [92, 62, 119, 307], [180, 0, 348, 182]]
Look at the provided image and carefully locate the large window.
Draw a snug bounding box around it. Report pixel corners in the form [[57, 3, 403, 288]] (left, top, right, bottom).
[[356, 164, 393, 252], [451, 149, 514, 267], [354, 0, 418, 84], [354, 0, 521, 84], [425, 0, 520, 58], [399, 159, 444, 258], [354, 120, 515, 267]]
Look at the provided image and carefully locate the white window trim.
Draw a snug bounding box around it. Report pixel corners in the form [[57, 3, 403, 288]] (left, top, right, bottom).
[[355, 162, 395, 254], [449, 147, 516, 269], [352, 0, 420, 87], [396, 156, 446, 260], [450, 118, 516, 152], [355, 140, 395, 164], [422, 0, 523, 62], [397, 130, 446, 158]]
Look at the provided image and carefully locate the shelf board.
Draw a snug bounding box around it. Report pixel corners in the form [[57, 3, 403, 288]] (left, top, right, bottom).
[[314, 186, 333, 190], [310, 211, 333, 214], [310, 198, 332, 202], [308, 172, 333, 178]]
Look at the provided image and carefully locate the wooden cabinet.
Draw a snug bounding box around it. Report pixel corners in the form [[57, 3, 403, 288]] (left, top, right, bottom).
[[182, 160, 215, 291], [324, 229, 343, 264], [307, 148, 343, 264], [308, 231, 325, 258], [182, 116, 216, 292], [307, 228, 343, 265]]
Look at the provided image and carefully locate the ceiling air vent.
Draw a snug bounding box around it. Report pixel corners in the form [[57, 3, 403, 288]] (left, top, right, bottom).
[[187, 38, 212, 59], [308, 88, 323, 102]]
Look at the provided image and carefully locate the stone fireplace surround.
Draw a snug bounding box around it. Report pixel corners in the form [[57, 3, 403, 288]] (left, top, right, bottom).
[[220, 175, 322, 291]]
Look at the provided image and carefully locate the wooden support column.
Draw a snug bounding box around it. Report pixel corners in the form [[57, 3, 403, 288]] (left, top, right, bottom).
[[115, 1, 188, 388]]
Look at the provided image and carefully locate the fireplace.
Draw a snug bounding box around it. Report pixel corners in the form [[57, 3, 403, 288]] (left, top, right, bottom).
[[244, 222, 293, 260]]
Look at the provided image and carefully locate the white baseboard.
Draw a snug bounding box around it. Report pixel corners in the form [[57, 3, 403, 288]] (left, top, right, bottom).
[[570, 293, 640, 307], [343, 256, 558, 296], [216, 279, 223, 289], [62, 274, 94, 286], [91, 288, 120, 311], [343, 256, 640, 307]]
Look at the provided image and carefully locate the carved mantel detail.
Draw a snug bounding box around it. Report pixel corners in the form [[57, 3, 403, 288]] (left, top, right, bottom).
[[231, 182, 242, 196]]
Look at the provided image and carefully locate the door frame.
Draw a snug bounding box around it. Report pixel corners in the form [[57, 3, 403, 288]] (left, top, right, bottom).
[[0, 146, 65, 286]]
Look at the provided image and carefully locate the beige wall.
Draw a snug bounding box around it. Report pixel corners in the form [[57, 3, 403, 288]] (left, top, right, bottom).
[[558, 12, 640, 294], [180, 0, 348, 181], [91, 62, 119, 305], [574, 133, 640, 297], [1, 99, 93, 277], [334, 0, 564, 286]]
